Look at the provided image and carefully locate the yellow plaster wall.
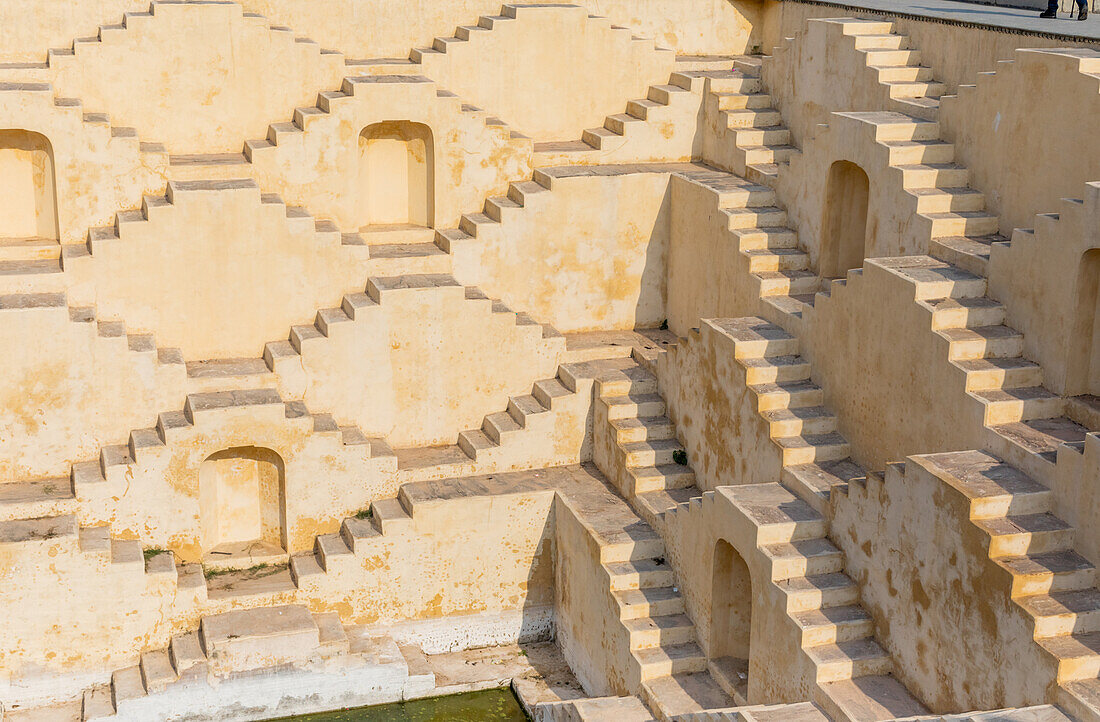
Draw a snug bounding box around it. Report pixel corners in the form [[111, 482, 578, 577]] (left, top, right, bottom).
[[40, 2, 348, 154], [452, 168, 672, 333], [831, 454, 1054, 712], [412, 4, 675, 141]]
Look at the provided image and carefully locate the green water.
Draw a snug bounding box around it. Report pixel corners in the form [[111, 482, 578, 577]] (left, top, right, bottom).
[[271, 688, 531, 721]]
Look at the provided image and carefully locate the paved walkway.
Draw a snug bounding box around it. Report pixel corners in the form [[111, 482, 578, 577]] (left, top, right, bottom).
[[784, 0, 1100, 42]]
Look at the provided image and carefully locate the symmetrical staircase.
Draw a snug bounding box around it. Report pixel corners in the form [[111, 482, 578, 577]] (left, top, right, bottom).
[[897, 451, 1100, 721], [882, 257, 1088, 478], [663, 484, 926, 721], [707, 317, 867, 514], [696, 56, 799, 184], [592, 354, 704, 526], [832, 19, 947, 120], [79, 604, 421, 721]]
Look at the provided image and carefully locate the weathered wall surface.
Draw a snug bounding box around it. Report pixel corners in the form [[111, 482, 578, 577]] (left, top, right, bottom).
[[553, 495, 634, 696], [988, 184, 1100, 397], [665, 174, 767, 336], [62, 181, 375, 360], [272, 279, 565, 448], [939, 48, 1100, 238], [0, 302, 185, 481], [805, 258, 987, 470], [40, 2, 348, 154], [413, 5, 675, 141], [453, 168, 671, 333], [0, 484, 557, 705], [0, 86, 167, 246], [657, 320, 781, 491], [830, 454, 1052, 712]]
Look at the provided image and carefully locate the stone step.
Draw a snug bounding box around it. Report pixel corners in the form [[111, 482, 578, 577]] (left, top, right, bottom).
[[972, 386, 1064, 425], [628, 464, 697, 494], [644, 671, 733, 719], [762, 538, 845, 581], [615, 586, 685, 620], [1019, 588, 1100, 637], [606, 558, 675, 591], [956, 358, 1044, 393], [775, 432, 851, 466], [818, 674, 929, 721], [611, 416, 676, 444], [1036, 631, 1100, 681], [622, 439, 685, 467], [806, 638, 893, 683], [603, 393, 667, 420], [745, 247, 810, 273], [994, 550, 1095, 597], [926, 296, 1006, 330], [635, 642, 708, 678], [780, 573, 861, 613], [793, 605, 876, 646], [625, 613, 697, 649], [741, 354, 812, 385], [974, 513, 1075, 557], [755, 270, 822, 297], [752, 380, 825, 412], [762, 406, 838, 437], [941, 325, 1024, 361]]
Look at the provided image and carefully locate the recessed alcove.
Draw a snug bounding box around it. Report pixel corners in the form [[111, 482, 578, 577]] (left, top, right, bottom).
[[820, 159, 870, 280], [708, 539, 753, 703], [0, 129, 59, 244], [199, 446, 287, 569], [357, 121, 435, 235]]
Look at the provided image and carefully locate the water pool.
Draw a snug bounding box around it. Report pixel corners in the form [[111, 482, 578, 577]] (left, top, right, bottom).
[[269, 687, 531, 721]]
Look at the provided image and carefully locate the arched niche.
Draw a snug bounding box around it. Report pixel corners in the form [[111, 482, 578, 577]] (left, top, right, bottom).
[[821, 159, 870, 280], [198, 446, 286, 561], [710, 538, 753, 702], [0, 130, 59, 242], [358, 121, 435, 231]]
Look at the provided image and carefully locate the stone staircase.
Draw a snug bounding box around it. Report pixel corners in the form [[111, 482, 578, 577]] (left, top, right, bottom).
[[829, 19, 947, 120], [690, 57, 799, 184], [861, 113, 1004, 277], [393, 337, 651, 483], [0, 388, 387, 532], [664, 485, 926, 721], [704, 317, 867, 515], [900, 451, 1100, 722], [882, 257, 1089, 480], [592, 354, 705, 528], [166, 71, 528, 188], [558, 467, 731, 721], [0, 1, 343, 86], [678, 167, 823, 337], [347, 3, 670, 80], [79, 604, 423, 721], [531, 55, 731, 166]]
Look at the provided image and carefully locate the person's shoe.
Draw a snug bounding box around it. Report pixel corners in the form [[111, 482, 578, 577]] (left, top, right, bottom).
[[1040, 7, 1058, 16], [1079, 6, 1088, 19]]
